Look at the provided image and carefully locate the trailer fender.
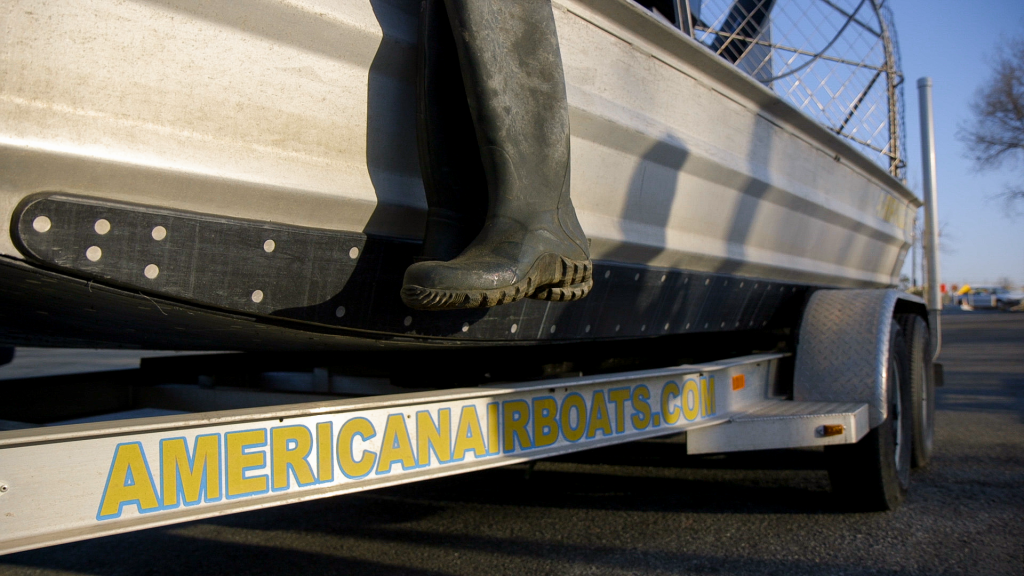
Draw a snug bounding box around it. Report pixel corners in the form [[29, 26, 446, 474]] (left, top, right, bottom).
[[794, 289, 922, 428]]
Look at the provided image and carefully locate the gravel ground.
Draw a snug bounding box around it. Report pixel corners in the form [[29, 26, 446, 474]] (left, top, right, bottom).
[[1, 310, 1021, 575]]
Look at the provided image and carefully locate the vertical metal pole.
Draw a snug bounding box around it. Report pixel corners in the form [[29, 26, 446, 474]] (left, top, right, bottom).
[[676, 0, 694, 36], [917, 77, 941, 359], [911, 228, 917, 287]]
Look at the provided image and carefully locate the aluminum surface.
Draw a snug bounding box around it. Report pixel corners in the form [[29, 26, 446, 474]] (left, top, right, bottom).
[[793, 288, 899, 427], [0, 354, 781, 555], [917, 77, 942, 360], [686, 400, 869, 454], [0, 0, 917, 291]]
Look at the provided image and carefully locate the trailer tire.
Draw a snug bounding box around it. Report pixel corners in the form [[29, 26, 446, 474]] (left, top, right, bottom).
[[899, 314, 934, 468], [825, 320, 912, 511]]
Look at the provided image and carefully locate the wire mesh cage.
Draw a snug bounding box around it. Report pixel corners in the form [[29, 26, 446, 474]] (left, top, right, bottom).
[[633, 0, 906, 180]]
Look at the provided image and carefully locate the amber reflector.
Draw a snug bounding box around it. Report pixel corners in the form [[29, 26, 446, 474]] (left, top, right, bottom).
[[821, 424, 845, 437]]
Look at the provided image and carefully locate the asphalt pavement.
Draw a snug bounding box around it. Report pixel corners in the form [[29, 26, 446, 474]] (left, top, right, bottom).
[[1, 310, 1021, 575]]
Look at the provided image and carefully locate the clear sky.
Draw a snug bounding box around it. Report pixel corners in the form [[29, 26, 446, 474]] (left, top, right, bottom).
[[890, 0, 1024, 288]]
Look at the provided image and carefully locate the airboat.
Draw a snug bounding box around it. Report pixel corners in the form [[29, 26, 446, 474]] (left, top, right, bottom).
[[0, 0, 917, 353], [0, 3, 943, 544]]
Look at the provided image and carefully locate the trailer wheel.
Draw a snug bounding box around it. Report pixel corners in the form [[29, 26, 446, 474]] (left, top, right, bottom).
[[825, 320, 912, 511], [899, 314, 934, 468]]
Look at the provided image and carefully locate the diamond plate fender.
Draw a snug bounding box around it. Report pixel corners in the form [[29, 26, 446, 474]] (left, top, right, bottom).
[[794, 289, 910, 428]]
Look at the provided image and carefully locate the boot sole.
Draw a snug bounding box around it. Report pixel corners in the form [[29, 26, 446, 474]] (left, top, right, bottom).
[[402, 254, 593, 310]]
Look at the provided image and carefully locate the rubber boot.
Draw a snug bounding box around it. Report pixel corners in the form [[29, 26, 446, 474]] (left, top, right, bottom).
[[402, 0, 593, 310], [415, 0, 487, 262]]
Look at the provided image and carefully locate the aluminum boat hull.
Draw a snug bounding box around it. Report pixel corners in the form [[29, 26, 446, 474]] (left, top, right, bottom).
[[0, 0, 920, 349]]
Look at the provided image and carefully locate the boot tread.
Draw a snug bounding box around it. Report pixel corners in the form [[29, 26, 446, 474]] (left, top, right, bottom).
[[401, 254, 593, 311]]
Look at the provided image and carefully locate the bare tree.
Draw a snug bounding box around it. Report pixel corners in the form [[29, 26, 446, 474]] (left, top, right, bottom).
[[958, 36, 1024, 204]]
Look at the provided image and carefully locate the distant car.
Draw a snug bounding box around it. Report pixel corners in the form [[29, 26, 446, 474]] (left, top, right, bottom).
[[957, 287, 1024, 311]]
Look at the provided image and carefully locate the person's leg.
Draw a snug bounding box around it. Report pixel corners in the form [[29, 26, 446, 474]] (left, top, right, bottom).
[[415, 0, 487, 263], [403, 0, 592, 310]]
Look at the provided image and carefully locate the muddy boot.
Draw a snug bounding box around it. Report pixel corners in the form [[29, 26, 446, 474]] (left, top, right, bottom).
[[402, 0, 593, 310], [415, 0, 487, 262]]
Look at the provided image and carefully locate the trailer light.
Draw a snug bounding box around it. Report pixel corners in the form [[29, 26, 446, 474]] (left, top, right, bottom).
[[820, 424, 844, 437], [731, 374, 745, 391]]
